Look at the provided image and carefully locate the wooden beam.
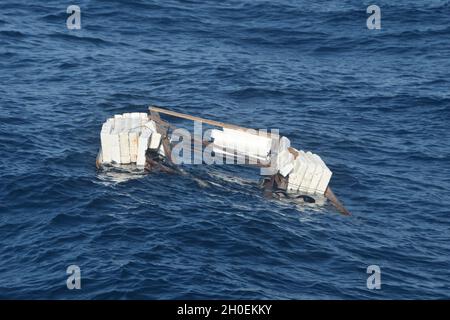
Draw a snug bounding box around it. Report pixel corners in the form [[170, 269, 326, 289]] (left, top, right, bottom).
[[148, 111, 270, 168], [325, 187, 351, 216], [149, 106, 256, 133]]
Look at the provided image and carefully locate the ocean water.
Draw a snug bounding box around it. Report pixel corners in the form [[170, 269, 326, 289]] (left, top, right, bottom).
[[1, 0, 449, 299]]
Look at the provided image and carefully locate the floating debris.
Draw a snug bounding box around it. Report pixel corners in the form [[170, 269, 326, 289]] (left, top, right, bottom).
[[97, 106, 350, 215]]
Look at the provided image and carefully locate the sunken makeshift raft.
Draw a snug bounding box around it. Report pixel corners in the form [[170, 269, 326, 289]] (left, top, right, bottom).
[[96, 106, 350, 215]]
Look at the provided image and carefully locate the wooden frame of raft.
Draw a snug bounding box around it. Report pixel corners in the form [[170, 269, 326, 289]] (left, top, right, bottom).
[[148, 106, 350, 216]]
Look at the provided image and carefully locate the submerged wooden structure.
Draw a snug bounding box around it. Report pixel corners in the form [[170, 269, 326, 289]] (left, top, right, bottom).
[[97, 106, 350, 215]]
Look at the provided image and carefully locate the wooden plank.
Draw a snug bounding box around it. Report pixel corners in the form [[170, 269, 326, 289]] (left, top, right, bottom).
[[149, 106, 256, 133], [325, 187, 351, 216], [151, 107, 272, 167]]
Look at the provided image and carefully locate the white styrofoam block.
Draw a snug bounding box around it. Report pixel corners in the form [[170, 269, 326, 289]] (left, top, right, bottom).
[[301, 152, 317, 193], [113, 117, 123, 134], [269, 135, 280, 155], [287, 159, 299, 192], [129, 132, 139, 163], [308, 154, 326, 194], [212, 128, 272, 160], [145, 120, 157, 132], [210, 129, 221, 139], [119, 132, 131, 164], [129, 117, 139, 134], [110, 132, 121, 163], [210, 131, 234, 160], [140, 113, 148, 126], [287, 148, 304, 192], [222, 129, 241, 152], [130, 113, 140, 132], [299, 152, 317, 194], [276, 149, 289, 169], [280, 161, 294, 177], [252, 135, 272, 158], [226, 129, 272, 158], [212, 144, 234, 158], [211, 129, 224, 145], [286, 150, 332, 195], [137, 128, 152, 167], [298, 150, 310, 193], [258, 135, 273, 158], [101, 114, 158, 166], [149, 132, 162, 150], [141, 120, 162, 156], [100, 121, 113, 163], [277, 149, 294, 177], [210, 129, 229, 157], [128, 117, 141, 164], [307, 153, 324, 194], [213, 129, 228, 141], [125, 116, 132, 133], [278, 136, 290, 153], [100, 131, 112, 162], [294, 151, 308, 190], [315, 155, 332, 195]]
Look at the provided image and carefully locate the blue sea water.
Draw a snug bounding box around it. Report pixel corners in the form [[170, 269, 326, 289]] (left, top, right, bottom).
[[1, 0, 450, 299]]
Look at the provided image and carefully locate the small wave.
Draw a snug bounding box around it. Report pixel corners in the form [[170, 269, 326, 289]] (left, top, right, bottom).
[[97, 165, 148, 185], [0, 30, 25, 38], [49, 32, 112, 46], [48, 212, 84, 226], [228, 87, 286, 99], [40, 12, 66, 23]]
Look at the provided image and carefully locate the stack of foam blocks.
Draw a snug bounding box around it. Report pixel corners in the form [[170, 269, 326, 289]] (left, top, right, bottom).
[[210, 128, 332, 197], [275, 137, 332, 196], [210, 128, 272, 164], [99, 112, 163, 167]]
